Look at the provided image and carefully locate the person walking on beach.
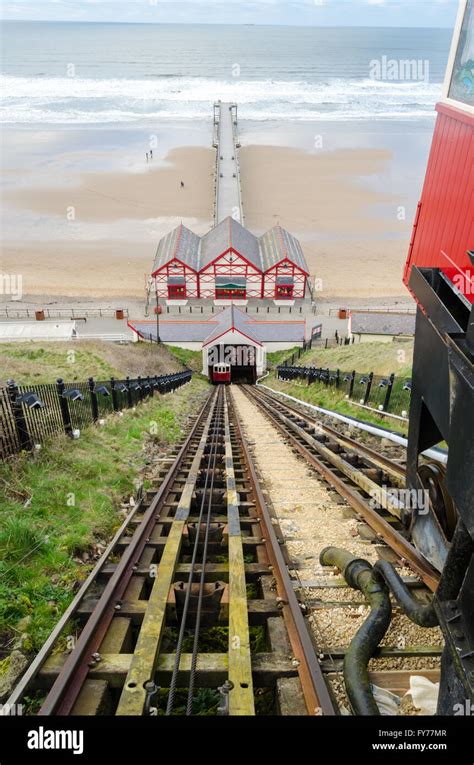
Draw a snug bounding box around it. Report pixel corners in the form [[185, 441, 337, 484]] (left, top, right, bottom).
[[146, 152, 149, 162], [150, 149, 153, 160]]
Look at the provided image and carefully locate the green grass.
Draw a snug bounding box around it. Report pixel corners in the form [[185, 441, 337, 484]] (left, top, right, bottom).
[[165, 346, 203, 372], [263, 374, 409, 435], [294, 340, 414, 377], [0, 341, 189, 387], [266, 347, 300, 369], [0, 377, 209, 655]]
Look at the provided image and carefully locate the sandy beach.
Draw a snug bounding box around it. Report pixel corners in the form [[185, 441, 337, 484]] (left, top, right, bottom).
[[0, 120, 432, 305]]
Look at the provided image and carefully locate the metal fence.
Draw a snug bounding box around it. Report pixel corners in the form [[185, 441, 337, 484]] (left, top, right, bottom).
[[0, 370, 192, 461], [276, 365, 411, 419], [0, 307, 129, 320]]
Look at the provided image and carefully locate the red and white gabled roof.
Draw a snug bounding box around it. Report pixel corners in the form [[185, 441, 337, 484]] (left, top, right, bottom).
[[152, 223, 201, 276], [259, 225, 309, 275], [151, 217, 310, 277], [200, 217, 261, 271], [202, 305, 262, 347]]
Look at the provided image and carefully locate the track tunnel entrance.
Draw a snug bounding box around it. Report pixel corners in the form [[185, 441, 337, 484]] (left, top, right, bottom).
[[206, 344, 261, 384]]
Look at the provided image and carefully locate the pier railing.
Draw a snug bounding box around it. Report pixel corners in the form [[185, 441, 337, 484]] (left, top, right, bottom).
[[0, 370, 192, 461], [0, 307, 129, 321]]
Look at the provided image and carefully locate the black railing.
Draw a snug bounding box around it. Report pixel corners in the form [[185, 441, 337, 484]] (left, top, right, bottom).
[[0, 370, 192, 460], [276, 365, 411, 418]]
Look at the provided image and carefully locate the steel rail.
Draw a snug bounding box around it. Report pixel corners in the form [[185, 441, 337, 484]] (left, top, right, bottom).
[[229, 388, 337, 716], [185, 410, 222, 714], [254, 385, 405, 481], [166, 388, 224, 714], [243, 385, 440, 593], [38, 388, 217, 715]]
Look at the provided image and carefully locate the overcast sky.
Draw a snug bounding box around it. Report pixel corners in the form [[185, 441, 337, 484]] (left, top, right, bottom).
[[0, 0, 460, 27]]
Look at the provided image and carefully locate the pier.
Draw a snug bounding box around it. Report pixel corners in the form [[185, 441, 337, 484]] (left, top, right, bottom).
[[213, 102, 244, 225]]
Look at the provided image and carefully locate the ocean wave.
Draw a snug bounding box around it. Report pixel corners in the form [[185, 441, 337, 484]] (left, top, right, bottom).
[[0, 74, 442, 124]]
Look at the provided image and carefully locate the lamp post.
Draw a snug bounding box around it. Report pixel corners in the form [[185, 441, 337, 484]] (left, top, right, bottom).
[[155, 282, 161, 344]]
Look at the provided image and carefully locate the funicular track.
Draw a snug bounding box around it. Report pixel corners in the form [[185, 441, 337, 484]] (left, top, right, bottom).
[[232, 385, 446, 714], [242, 385, 440, 592], [7, 386, 336, 717]]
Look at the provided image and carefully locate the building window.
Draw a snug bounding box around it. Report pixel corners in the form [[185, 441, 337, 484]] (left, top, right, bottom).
[[168, 284, 186, 299], [449, 0, 474, 107], [275, 284, 294, 299], [215, 286, 247, 299]]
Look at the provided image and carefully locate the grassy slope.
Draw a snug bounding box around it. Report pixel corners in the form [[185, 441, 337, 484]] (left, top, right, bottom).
[[263, 374, 408, 435], [266, 347, 300, 369], [0, 377, 209, 656], [165, 345, 203, 372], [296, 339, 414, 377], [0, 341, 202, 387], [263, 339, 413, 433]]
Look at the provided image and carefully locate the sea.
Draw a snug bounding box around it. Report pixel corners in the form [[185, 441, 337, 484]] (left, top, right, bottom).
[[0, 21, 452, 125]]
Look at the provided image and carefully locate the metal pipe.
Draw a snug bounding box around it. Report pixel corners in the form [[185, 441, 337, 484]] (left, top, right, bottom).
[[320, 547, 392, 716], [373, 519, 473, 628]]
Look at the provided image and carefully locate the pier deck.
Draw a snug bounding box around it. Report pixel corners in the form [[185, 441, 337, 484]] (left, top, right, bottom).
[[213, 102, 244, 225]]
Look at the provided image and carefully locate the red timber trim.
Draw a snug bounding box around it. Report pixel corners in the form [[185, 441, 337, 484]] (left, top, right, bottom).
[[264, 256, 310, 278], [153, 259, 199, 299], [200, 247, 263, 275], [127, 320, 145, 340], [151, 256, 198, 278], [203, 326, 263, 347], [404, 201, 422, 284], [436, 101, 474, 127], [273, 226, 310, 276], [263, 259, 307, 299]]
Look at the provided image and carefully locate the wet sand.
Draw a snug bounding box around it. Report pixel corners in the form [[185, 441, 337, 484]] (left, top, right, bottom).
[[0, 122, 430, 303]]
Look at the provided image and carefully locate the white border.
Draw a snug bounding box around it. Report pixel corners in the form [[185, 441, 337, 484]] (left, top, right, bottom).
[[441, 0, 474, 115]]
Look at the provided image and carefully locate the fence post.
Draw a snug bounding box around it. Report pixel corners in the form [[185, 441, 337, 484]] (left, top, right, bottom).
[[7, 380, 31, 451], [56, 378, 73, 437], [383, 373, 395, 412], [110, 377, 119, 412], [147, 376, 153, 398], [137, 376, 144, 402], [349, 370, 356, 399], [364, 372, 374, 405], [126, 377, 133, 408], [88, 377, 99, 422], [336, 369, 340, 389]]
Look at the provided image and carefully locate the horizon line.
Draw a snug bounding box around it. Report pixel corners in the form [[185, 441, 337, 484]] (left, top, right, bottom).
[[0, 19, 453, 30]]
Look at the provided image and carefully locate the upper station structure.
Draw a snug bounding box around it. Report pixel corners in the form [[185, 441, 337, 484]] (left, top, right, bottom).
[[148, 102, 312, 307]]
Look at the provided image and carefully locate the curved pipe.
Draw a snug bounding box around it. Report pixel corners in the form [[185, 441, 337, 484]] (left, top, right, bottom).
[[373, 560, 438, 627], [373, 519, 473, 628], [320, 546, 392, 716]]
